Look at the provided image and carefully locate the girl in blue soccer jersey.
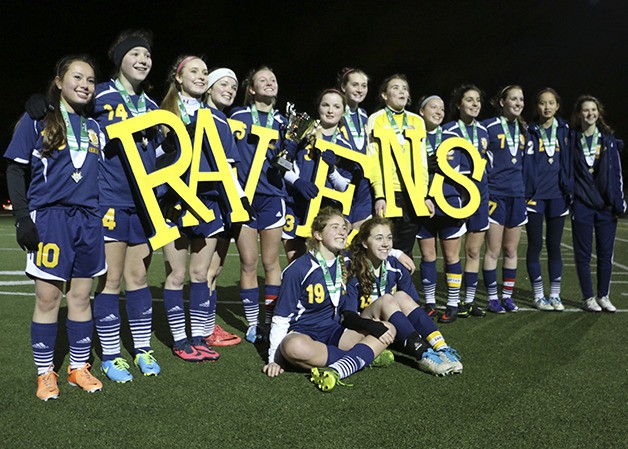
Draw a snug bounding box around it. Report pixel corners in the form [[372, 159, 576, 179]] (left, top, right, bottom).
[[570, 95, 626, 313], [230, 67, 293, 342], [524, 88, 571, 312], [337, 68, 374, 229], [283, 88, 353, 263], [159, 56, 247, 362], [366, 74, 434, 257], [264, 207, 396, 392], [204, 68, 243, 347], [443, 85, 489, 318], [92, 30, 162, 382], [347, 217, 462, 375], [5, 55, 105, 400], [482, 85, 529, 314], [415, 95, 465, 323]]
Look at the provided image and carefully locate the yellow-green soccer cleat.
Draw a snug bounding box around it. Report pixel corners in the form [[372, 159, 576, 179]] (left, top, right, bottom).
[[369, 349, 395, 368], [310, 367, 351, 392]]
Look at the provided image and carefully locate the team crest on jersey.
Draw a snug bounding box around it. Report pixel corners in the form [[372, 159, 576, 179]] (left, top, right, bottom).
[[481, 137, 488, 151]]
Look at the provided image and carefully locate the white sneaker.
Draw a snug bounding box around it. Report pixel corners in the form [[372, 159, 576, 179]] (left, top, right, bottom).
[[596, 296, 617, 313], [549, 296, 565, 312], [582, 297, 602, 312], [534, 297, 554, 311]]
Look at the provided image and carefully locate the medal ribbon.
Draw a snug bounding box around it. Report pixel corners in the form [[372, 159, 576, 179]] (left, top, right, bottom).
[[539, 119, 558, 157], [500, 117, 520, 157], [344, 106, 365, 147], [385, 106, 409, 142], [369, 260, 387, 301], [251, 104, 275, 128], [425, 127, 442, 156], [59, 101, 88, 171], [114, 78, 146, 117], [315, 251, 343, 311], [581, 128, 600, 167], [177, 96, 206, 125], [457, 120, 478, 148]]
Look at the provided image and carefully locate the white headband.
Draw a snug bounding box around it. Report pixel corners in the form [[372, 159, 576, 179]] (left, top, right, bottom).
[[420, 95, 443, 109], [207, 68, 238, 89]]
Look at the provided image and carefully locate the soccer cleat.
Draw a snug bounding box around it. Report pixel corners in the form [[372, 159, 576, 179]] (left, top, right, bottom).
[[417, 348, 455, 376], [205, 325, 242, 347], [582, 297, 602, 313], [487, 299, 506, 314], [533, 297, 554, 311], [370, 349, 395, 368], [502, 298, 519, 312], [37, 368, 59, 401], [67, 363, 103, 393], [424, 303, 438, 318], [459, 302, 485, 318], [245, 325, 261, 343], [597, 296, 617, 313], [549, 296, 565, 312], [191, 337, 220, 361], [438, 306, 458, 323], [134, 350, 161, 376], [101, 357, 133, 383], [310, 367, 350, 392], [466, 302, 485, 317], [172, 341, 206, 362], [438, 347, 463, 374]]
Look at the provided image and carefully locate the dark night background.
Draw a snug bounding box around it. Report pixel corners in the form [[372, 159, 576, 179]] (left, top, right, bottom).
[[1, 0, 626, 202]]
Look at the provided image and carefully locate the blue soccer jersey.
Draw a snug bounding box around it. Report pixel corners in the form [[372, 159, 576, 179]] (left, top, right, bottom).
[[5, 113, 101, 210], [274, 253, 348, 333], [345, 256, 419, 313], [483, 117, 528, 197], [230, 106, 288, 198], [525, 117, 570, 200], [94, 79, 161, 208], [442, 120, 489, 198]]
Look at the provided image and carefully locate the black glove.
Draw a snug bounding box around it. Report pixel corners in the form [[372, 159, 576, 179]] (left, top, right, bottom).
[[25, 94, 53, 120], [427, 154, 439, 173], [321, 150, 336, 167], [159, 190, 183, 223], [293, 178, 319, 200], [282, 139, 299, 160], [16, 216, 39, 252], [241, 196, 256, 220]]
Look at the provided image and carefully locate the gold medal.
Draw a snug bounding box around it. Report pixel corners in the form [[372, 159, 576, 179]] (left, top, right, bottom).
[[588, 167, 594, 174], [71, 170, 83, 183], [511, 157, 517, 164]]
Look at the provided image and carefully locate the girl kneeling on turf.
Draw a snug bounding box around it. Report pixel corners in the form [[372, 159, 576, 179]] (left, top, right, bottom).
[[264, 207, 395, 391]]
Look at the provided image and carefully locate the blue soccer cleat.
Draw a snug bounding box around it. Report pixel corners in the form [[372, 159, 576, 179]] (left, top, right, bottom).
[[502, 298, 519, 312], [134, 350, 161, 376], [487, 299, 506, 314], [101, 357, 133, 383]]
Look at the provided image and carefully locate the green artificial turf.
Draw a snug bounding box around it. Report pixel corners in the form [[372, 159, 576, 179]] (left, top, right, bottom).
[[0, 215, 626, 448]]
